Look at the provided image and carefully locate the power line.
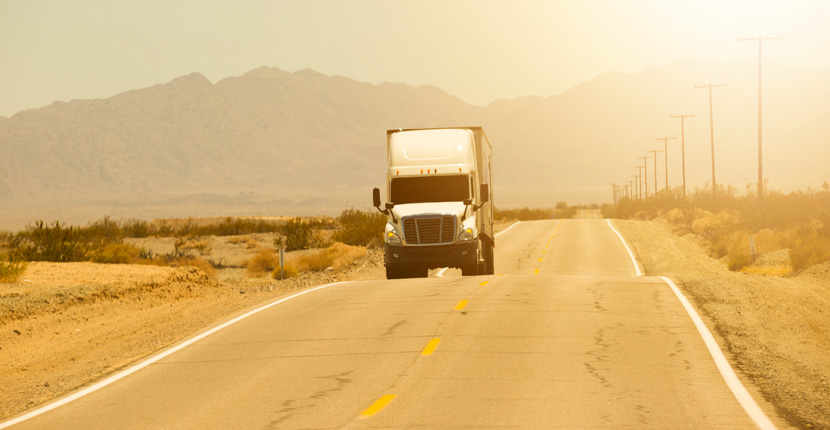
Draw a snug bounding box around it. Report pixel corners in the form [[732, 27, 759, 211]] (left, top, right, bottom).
[[738, 35, 782, 200]]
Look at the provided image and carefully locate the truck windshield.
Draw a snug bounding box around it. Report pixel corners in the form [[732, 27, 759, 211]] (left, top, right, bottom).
[[391, 175, 470, 204]]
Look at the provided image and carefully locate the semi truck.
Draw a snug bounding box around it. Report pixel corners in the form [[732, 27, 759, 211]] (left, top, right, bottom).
[[372, 127, 494, 279]]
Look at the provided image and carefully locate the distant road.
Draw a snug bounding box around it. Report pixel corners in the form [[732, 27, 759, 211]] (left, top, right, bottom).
[[6, 219, 773, 429]]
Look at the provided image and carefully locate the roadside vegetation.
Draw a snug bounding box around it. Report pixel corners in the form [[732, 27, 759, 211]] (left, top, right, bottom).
[[602, 183, 830, 273], [495, 201, 589, 221], [0, 210, 385, 282]]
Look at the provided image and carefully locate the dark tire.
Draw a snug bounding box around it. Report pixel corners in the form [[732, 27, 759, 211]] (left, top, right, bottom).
[[461, 263, 478, 277], [484, 241, 495, 275], [386, 266, 406, 279]]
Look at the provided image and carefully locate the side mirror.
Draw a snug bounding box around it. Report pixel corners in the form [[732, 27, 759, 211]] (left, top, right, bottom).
[[385, 203, 395, 211], [463, 198, 473, 206], [373, 188, 381, 208], [480, 184, 489, 204]]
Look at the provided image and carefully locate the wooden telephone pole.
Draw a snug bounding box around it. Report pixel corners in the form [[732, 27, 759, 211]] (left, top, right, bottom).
[[638, 156, 649, 198], [647, 149, 663, 196], [695, 83, 726, 195], [670, 114, 695, 197], [655, 137, 676, 196], [738, 35, 782, 200]]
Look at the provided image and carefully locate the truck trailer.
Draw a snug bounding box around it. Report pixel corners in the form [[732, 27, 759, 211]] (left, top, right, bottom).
[[372, 127, 494, 279]]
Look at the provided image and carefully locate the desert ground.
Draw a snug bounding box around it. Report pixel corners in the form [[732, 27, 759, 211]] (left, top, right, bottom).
[[1, 220, 828, 427]]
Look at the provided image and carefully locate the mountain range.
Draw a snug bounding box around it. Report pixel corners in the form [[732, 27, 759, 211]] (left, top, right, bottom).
[[1, 59, 828, 229]]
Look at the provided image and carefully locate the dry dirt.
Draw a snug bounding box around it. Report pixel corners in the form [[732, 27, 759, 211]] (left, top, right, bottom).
[[616, 219, 829, 429]]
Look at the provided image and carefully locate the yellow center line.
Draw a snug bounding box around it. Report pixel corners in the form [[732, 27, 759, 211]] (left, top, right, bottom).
[[421, 338, 441, 356], [534, 268, 540, 275], [479, 281, 489, 286], [360, 394, 397, 418], [455, 300, 469, 310]]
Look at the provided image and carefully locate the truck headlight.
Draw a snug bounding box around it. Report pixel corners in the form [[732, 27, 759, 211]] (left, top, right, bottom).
[[386, 231, 402, 245], [457, 227, 476, 242]]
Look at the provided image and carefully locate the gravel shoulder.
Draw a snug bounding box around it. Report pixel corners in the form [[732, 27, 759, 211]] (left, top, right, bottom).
[[616, 219, 829, 429]]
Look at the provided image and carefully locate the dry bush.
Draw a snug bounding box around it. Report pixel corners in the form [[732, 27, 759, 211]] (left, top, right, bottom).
[[289, 243, 367, 273], [0, 254, 27, 283], [174, 237, 212, 256], [332, 209, 386, 247], [91, 243, 142, 264], [725, 231, 754, 271], [170, 256, 217, 280], [225, 235, 249, 245], [790, 236, 830, 272], [272, 265, 299, 279], [245, 249, 279, 278]]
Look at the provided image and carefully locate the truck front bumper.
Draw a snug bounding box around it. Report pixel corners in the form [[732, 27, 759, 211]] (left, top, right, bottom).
[[385, 242, 478, 270]]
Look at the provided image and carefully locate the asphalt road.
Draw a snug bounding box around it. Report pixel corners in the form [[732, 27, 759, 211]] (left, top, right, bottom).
[[7, 219, 773, 429]]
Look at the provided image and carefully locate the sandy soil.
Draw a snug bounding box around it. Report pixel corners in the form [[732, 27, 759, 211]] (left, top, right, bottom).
[[616, 219, 829, 429]]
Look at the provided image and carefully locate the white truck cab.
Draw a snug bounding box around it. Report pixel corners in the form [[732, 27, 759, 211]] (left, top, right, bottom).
[[373, 127, 494, 279]]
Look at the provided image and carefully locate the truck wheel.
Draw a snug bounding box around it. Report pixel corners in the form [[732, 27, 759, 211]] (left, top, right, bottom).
[[461, 264, 478, 277], [409, 267, 428, 278], [386, 266, 405, 279], [485, 242, 495, 275]]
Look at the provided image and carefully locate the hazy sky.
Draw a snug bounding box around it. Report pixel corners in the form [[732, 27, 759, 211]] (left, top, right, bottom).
[[1, 0, 829, 117]]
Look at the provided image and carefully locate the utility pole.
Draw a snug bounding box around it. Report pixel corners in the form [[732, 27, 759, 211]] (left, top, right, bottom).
[[634, 167, 643, 200], [638, 156, 649, 198], [656, 137, 676, 196], [647, 149, 663, 197], [695, 83, 727, 195], [631, 174, 642, 199], [627, 180, 635, 200], [670, 114, 695, 197], [738, 35, 782, 200]]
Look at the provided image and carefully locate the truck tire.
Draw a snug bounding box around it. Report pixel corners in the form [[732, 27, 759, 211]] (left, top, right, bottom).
[[461, 264, 478, 277], [386, 266, 406, 279], [484, 241, 495, 275]]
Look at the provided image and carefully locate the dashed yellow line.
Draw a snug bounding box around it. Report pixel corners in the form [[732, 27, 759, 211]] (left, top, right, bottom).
[[421, 338, 441, 356], [455, 300, 469, 310], [360, 394, 397, 418], [479, 281, 489, 287], [534, 268, 540, 275]]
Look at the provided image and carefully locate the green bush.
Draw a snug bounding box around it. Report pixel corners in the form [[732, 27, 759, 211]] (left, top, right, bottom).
[[332, 209, 386, 247]]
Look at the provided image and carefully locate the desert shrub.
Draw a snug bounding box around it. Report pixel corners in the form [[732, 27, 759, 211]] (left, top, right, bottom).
[[225, 235, 249, 245], [289, 242, 367, 272], [272, 264, 299, 279], [332, 209, 386, 247], [790, 236, 830, 272], [280, 218, 315, 251], [122, 218, 152, 238], [0, 253, 27, 283], [494, 207, 552, 221], [91, 243, 141, 264], [173, 236, 212, 257], [170, 256, 217, 280], [246, 249, 280, 277], [9, 221, 91, 262], [725, 231, 754, 271]]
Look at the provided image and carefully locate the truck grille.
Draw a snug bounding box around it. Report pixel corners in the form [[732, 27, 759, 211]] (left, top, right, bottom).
[[402, 216, 456, 245]]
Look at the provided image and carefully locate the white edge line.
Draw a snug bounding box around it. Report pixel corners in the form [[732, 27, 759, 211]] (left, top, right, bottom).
[[494, 220, 520, 238], [0, 281, 352, 429], [435, 221, 520, 278], [659, 276, 777, 430], [605, 218, 642, 276]]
